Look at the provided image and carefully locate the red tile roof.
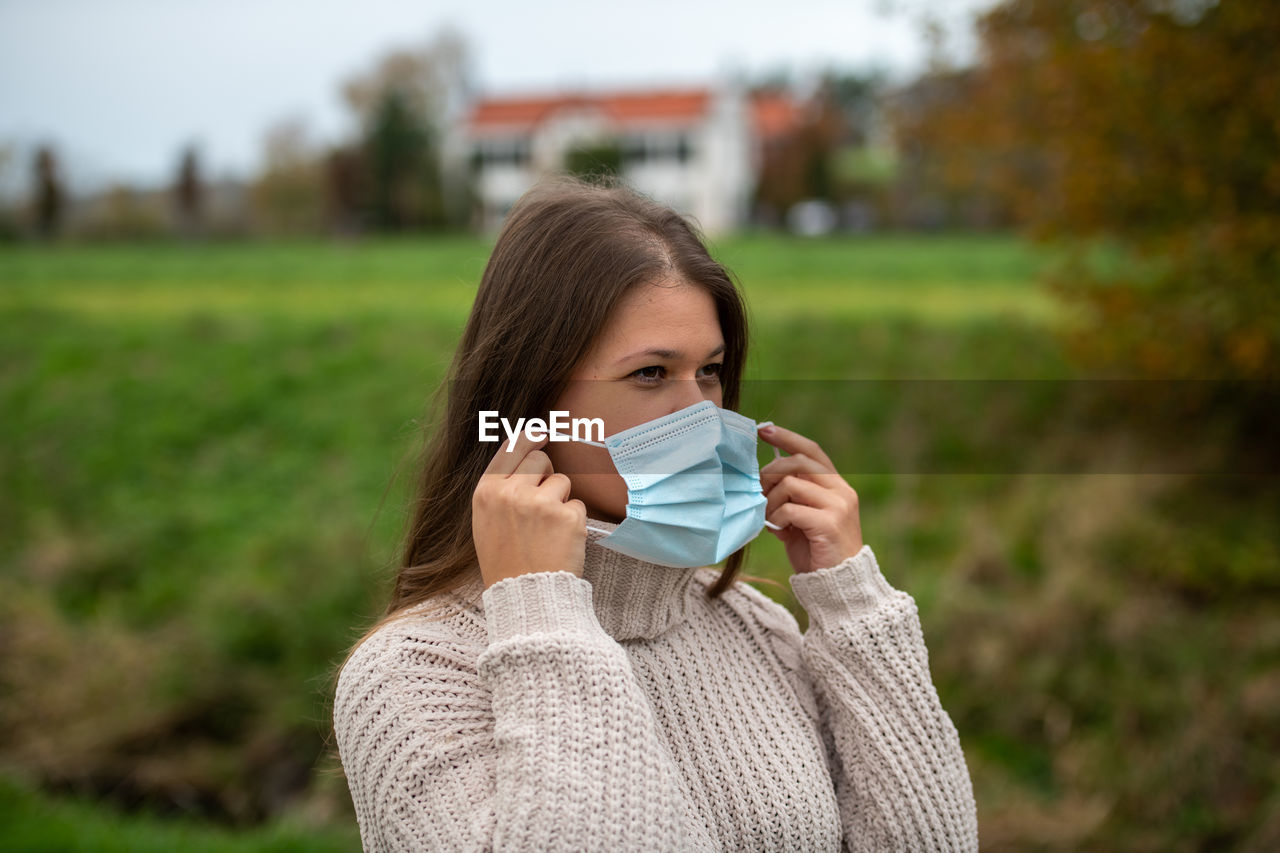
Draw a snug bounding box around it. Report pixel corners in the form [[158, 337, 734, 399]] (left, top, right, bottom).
[[470, 89, 711, 129], [469, 96, 570, 127], [467, 87, 803, 139]]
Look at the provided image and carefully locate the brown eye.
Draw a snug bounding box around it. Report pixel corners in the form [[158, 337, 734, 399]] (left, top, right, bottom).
[[631, 366, 664, 383]]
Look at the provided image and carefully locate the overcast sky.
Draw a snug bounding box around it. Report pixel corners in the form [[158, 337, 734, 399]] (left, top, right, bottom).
[[0, 0, 991, 192]]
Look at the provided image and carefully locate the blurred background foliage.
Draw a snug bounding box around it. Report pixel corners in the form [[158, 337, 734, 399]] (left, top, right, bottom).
[[3, 0, 1278, 850], [4, 236, 1277, 850], [896, 0, 1279, 383]]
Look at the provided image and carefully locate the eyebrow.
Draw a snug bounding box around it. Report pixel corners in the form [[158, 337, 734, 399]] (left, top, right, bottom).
[[614, 343, 725, 365]]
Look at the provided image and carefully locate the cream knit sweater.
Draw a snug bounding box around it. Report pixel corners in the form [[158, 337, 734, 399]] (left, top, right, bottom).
[[334, 522, 978, 851]]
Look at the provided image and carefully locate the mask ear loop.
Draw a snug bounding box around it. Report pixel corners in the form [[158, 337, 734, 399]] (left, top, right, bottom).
[[755, 421, 785, 531], [546, 430, 605, 449]]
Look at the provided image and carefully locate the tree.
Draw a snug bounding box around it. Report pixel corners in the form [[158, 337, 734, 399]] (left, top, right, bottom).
[[888, 68, 1015, 229], [752, 82, 843, 220], [565, 143, 622, 180], [900, 0, 1280, 379], [0, 143, 19, 241], [92, 183, 166, 241], [324, 144, 366, 237], [31, 144, 63, 239], [365, 88, 433, 231], [340, 28, 471, 231], [172, 144, 203, 237], [824, 70, 889, 150], [250, 119, 325, 236], [341, 29, 470, 131]]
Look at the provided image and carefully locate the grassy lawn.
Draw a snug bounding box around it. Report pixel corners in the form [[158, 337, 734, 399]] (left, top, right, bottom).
[[0, 234, 1062, 344], [2, 235, 1275, 849], [0, 775, 359, 853]]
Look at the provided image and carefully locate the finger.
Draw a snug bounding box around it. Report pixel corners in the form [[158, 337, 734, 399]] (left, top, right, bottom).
[[511, 449, 555, 482], [760, 453, 836, 493], [767, 501, 828, 535], [758, 424, 834, 470], [539, 471, 573, 502], [765, 473, 844, 519], [483, 429, 549, 477]]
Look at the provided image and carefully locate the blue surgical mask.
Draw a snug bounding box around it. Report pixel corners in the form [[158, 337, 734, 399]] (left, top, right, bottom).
[[554, 400, 778, 568]]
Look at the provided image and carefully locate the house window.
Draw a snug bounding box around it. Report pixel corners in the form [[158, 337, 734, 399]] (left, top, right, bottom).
[[620, 136, 647, 165], [475, 137, 531, 169], [654, 133, 693, 164], [674, 134, 692, 164], [618, 133, 695, 167]]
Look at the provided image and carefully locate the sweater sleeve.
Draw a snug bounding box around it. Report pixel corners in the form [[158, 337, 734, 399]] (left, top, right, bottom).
[[785, 544, 979, 852], [334, 570, 701, 852]]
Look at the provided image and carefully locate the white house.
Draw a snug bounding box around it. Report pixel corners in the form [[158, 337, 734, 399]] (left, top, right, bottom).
[[445, 83, 802, 234]]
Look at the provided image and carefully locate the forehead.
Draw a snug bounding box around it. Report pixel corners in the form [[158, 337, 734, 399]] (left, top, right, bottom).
[[597, 279, 722, 350]]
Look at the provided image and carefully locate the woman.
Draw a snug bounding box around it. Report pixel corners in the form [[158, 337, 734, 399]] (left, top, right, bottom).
[[334, 178, 978, 851]]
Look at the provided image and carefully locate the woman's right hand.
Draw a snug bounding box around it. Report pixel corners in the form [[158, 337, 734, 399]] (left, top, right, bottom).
[[473, 431, 588, 589]]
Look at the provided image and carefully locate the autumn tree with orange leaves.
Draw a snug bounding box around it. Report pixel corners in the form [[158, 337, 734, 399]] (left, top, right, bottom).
[[898, 0, 1279, 380]]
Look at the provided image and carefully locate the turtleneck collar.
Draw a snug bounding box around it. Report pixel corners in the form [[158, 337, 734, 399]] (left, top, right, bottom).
[[581, 518, 702, 641], [447, 519, 702, 641]]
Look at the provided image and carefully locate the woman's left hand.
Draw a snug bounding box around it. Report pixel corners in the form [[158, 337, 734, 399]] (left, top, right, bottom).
[[758, 424, 864, 574]]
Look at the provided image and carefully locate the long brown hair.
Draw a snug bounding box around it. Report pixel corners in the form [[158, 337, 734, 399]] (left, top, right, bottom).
[[387, 176, 752, 618]]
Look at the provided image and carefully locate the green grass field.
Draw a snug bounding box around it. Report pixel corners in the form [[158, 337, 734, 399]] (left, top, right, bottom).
[[2, 236, 1276, 850]]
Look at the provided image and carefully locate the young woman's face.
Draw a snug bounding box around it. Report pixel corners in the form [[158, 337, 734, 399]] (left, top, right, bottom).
[[546, 277, 726, 523]]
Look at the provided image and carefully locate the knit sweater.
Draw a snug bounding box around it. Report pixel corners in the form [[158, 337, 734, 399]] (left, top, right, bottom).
[[334, 521, 978, 851]]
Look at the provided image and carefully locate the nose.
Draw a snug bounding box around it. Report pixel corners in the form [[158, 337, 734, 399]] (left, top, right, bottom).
[[669, 378, 711, 413]]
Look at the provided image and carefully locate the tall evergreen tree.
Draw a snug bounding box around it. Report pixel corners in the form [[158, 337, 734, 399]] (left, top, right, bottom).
[[32, 145, 63, 239], [365, 88, 431, 231], [173, 145, 203, 237]]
